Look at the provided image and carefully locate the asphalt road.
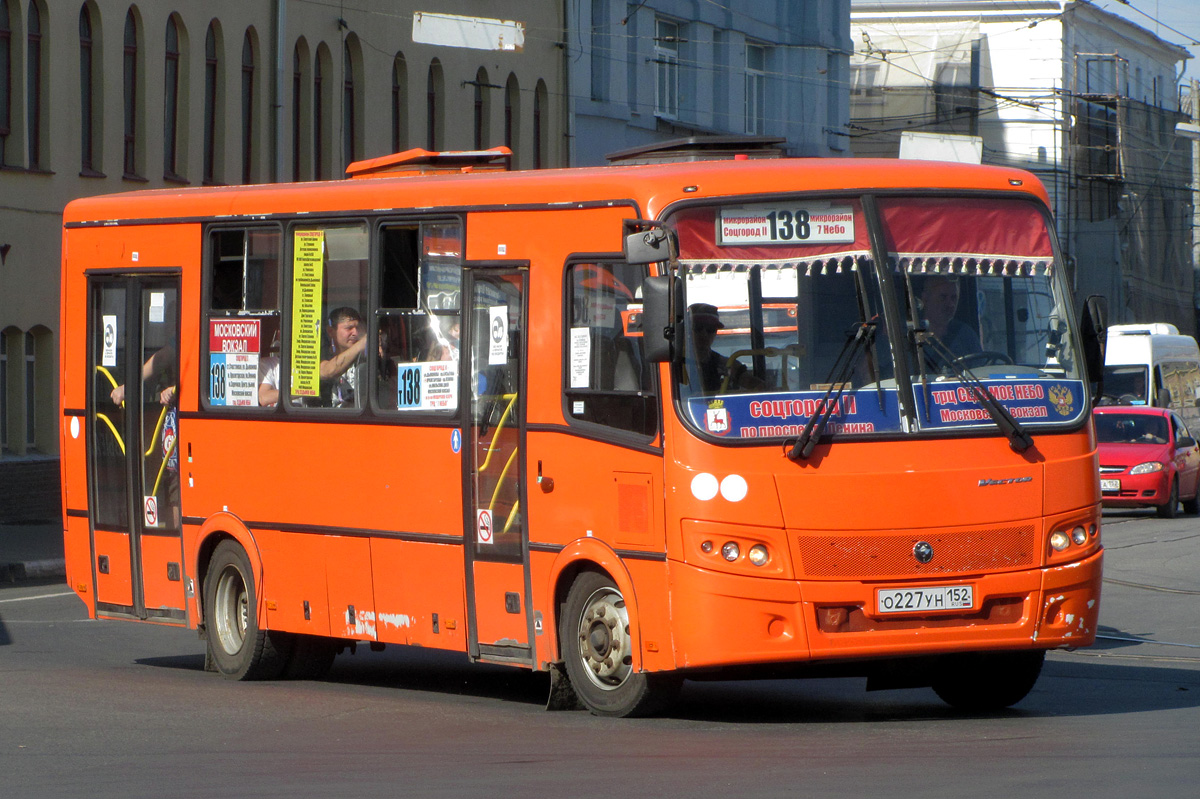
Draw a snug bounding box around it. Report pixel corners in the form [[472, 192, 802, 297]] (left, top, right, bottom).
[[1, 509, 1197, 798]]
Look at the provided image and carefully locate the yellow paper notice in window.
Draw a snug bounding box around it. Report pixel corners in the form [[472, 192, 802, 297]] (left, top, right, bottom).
[[290, 230, 324, 397]]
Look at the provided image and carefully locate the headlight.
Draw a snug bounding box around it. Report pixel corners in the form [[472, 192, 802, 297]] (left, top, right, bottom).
[[721, 542, 740, 562], [1071, 526, 1088, 545], [1050, 531, 1071, 551], [747, 544, 770, 566], [1130, 461, 1165, 474]]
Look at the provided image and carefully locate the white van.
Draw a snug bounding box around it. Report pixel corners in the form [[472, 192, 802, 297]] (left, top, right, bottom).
[[1103, 323, 1200, 429]]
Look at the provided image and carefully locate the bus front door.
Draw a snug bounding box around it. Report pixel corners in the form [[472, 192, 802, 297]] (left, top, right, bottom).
[[86, 276, 186, 623], [463, 269, 533, 665]]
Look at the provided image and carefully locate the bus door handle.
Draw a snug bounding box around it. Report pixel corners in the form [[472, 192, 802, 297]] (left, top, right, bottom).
[[537, 460, 554, 492]]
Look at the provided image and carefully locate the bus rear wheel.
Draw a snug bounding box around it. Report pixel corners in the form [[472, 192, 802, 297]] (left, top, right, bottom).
[[932, 650, 1045, 712], [204, 540, 292, 680], [560, 572, 679, 717]]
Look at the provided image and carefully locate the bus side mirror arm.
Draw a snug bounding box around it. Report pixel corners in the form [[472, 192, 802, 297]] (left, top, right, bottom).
[[1081, 294, 1108, 404]]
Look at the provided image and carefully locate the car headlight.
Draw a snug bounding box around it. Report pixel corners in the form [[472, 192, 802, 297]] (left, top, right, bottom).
[[1129, 461, 1165, 474]]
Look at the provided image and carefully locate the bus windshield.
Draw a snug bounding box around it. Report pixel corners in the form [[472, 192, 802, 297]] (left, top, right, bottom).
[[668, 195, 1088, 441]]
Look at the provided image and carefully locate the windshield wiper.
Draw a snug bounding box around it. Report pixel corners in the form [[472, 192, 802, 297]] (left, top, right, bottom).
[[913, 331, 1034, 453], [786, 320, 877, 461]]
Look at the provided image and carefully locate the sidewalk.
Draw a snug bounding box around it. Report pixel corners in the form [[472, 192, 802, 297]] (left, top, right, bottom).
[[0, 520, 66, 583]]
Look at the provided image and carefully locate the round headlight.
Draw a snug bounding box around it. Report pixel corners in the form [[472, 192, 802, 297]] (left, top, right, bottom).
[[1071, 526, 1088, 546], [1130, 461, 1165, 475], [747, 544, 770, 566], [721, 542, 740, 562], [1050, 531, 1071, 551], [700, 540, 713, 554]]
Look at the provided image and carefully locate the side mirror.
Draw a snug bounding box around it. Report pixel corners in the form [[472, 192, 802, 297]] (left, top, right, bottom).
[[1177, 435, 1196, 449], [1080, 294, 1108, 398], [1157, 387, 1173, 409], [641, 275, 682, 363], [623, 220, 674, 265]]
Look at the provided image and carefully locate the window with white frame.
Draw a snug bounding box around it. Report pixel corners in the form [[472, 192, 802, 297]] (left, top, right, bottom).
[[654, 18, 679, 119], [745, 43, 765, 134]]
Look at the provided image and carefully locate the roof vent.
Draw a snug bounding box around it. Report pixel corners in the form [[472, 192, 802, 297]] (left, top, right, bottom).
[[605, 135, 787, 165], [345, 147, 512, 179]]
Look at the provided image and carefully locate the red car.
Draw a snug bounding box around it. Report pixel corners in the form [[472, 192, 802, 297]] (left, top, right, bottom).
[[1094, 406, 1200, 517]]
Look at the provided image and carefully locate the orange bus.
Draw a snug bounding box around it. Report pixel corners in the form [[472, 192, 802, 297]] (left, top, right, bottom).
[[60, 147, 1107, 717]]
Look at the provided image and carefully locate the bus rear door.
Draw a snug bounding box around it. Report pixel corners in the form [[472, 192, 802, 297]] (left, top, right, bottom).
[[86, 275, 186, 622], [463, 268, 534, 664]]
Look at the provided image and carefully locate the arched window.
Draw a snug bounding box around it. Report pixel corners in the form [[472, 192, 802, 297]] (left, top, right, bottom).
[[292, 41, 305, 181], [314, 44, 328, 179], [426, 59, 443, 150], [123, 10, 139, 176], [533, 79, 548, 169], [26, 1, 42, 168], [24, 330, 34, 449], [473, 67, 490, 150], [504, 74, 520, 169], [203, 22, 220, 183], [163, 16, 180, 177], [241, 31, 254, 183], [0, 0, 9, 165], [391, 53, 406, 153], [342, 41, 355, 171], [79, 5, 96, 172]]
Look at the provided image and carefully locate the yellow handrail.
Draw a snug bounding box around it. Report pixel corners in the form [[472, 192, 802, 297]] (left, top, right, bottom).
[[94, 413, 126, 456], [477, 392, 518, 472], [488, 448, 519, 512]]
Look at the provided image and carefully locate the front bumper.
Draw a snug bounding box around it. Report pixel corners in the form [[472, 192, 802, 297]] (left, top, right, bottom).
[[665, 548, 1103, 670], [1100, 469, 1170, 507]]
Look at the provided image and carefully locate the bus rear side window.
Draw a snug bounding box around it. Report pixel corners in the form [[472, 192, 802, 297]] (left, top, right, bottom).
[[205, 228, 281, 409]]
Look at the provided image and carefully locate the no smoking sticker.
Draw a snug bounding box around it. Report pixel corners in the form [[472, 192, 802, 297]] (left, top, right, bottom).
[[476, 509, 494, 545]]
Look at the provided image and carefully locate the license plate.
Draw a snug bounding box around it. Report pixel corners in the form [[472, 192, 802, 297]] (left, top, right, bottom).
[[877, 585, 973, 614], [1101, 478, 1120, 492]]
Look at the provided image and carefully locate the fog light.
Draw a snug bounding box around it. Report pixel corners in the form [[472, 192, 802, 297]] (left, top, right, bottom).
[[1071, 526, 1087, 546], [721, 542, 740, 561], [700, 540, 713, 554], [1089, 524, 1098, 538], [1050, 531, 1070, 551], [748, 544, 769, 566]]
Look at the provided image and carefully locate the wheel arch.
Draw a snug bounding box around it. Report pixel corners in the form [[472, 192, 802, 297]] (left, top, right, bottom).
[[194, 512, 263, 629], [546, 538, 644, 671]]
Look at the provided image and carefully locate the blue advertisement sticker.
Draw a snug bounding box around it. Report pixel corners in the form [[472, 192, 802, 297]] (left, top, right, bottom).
[[914, 378, 1086, 429]]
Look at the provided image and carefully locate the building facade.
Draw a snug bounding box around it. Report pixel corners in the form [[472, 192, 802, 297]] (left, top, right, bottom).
[[0, 1, 564, 485], [567, 0, 852, 164], [850, 0, 1194, 333]]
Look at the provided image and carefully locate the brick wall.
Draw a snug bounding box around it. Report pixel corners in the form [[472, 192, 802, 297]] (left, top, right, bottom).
[[0, 459, 62, 523]]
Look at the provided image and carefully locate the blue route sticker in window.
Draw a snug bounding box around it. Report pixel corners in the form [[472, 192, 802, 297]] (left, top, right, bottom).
[[397, 361, 458, 411]]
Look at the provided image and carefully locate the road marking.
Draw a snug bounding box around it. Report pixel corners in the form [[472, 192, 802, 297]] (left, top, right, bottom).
[[0, 590, 76, 604], [1096, 633, 1200, 649]]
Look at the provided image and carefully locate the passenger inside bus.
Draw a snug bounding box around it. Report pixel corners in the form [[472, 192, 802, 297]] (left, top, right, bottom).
[[688, 303, 765, 393], [257, 331, 282, 407], [915, 274, 982, 369], [320, 306, 367, 407]]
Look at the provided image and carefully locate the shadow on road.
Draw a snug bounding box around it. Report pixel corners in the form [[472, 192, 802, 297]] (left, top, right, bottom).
[[136, 640, 1200, 722]]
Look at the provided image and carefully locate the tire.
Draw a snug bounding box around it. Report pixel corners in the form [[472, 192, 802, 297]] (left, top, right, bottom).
[[203, 540, 292, 680], [1156, 478, 1180, 519], [559, 571, 680, 717], [1181, 485, 1200, 516], [282, 634, 338, 680], [932, 650, 1045, 712]]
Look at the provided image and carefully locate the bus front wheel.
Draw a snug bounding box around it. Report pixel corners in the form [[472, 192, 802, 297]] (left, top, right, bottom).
[[560, 571, 679, 717], [932, 649, 1045, 712], [204, 540, 292, 680]]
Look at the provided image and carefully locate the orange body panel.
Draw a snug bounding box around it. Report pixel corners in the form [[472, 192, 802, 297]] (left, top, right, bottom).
[[60, 157, 1099, 684]]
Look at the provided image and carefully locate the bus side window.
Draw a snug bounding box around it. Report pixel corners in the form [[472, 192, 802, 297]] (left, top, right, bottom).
[[564, 262, 657, 437], [285, 224, 369, 410], [204, 227, 281, 410], [374, 222, 461, 414]]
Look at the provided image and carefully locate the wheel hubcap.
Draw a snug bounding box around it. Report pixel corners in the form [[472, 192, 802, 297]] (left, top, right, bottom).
[[213, 564, 248, 655], [576, 587, 632, 690]]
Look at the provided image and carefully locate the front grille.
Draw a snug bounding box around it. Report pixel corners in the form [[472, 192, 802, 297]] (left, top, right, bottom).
[[796, 524, 1038, 578], [1099, 465, 1126, 474]]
